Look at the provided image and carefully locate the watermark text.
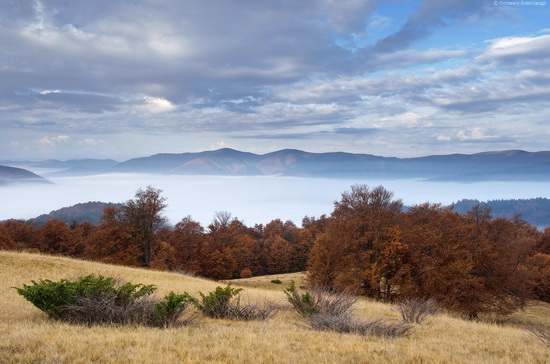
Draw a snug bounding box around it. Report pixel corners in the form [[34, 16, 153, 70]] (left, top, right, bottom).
[[493, 1, 546, 6]]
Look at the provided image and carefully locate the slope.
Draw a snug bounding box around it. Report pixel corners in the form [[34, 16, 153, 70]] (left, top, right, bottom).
[[1, 251, 549, 363]]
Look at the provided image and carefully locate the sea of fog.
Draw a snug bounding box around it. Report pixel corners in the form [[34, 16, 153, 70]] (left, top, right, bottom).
[[2, 173, 550, 227]]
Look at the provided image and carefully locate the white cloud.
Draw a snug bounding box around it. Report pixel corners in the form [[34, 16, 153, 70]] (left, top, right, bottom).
[[39, 89, 62, 95], [38, 135, 71, 145], [457, 128, 495, 141], [212, 140, 235, 150], [80, 138, 105, 145], [483, 34, 550, 61], [140, 96, 177, 113]]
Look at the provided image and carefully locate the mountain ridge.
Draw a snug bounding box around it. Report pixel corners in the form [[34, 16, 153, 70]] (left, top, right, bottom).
[[2, 148, 550, 181]]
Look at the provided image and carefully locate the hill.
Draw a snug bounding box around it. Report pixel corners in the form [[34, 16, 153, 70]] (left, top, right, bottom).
[[0, 165, 50, 186], [27, 201, 122, 226], [1, 251, 549, 363]]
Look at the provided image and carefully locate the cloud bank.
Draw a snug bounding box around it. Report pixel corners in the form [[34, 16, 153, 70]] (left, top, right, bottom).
[[1, 0, 549, 159]]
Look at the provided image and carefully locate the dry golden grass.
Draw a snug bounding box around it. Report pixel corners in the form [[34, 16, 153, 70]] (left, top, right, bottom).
[[1, 250, 549, 363], [226, 271, 308, 292]]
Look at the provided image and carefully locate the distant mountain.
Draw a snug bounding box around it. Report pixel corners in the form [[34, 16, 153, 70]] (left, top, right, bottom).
[[1, 158, 118, 176], [33, 159, 119, 176], [113, 148, 550, 181], [0, 165, 50, 185], [3, 148, 550, 181], [27, 201, 122, 226]]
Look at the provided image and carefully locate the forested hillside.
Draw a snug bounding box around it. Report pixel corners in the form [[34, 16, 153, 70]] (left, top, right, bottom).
[[27, 202, 122, 227], [451, 198, 550, 229]]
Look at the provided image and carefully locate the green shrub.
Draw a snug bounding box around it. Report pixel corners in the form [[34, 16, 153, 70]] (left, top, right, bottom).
[[270, 279, 282, 284], [190, 285, 275, 320], [191, 285, 243, 318], [15, 275, 193, 328], [15, 275, 154, 319], [284, 281, 317, 316], [154, 292, 195, 327]]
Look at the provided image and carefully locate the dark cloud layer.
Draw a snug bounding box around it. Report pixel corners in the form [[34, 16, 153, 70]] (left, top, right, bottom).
[[0, 0, 549, 159]]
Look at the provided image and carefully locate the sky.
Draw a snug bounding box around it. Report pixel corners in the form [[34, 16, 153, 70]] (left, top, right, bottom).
[[1, 0, 549, 161]]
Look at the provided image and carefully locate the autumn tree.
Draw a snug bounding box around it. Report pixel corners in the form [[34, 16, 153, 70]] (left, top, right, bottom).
[[197, 212, 256, 279], [535, 227, 550, 255], [396, 204, 486, 316], [85, 206, 140, 266], [524, 226, 550, 302], [169, 216, 205, 273], [262, 219, 298, 274], [307, 185, 403, 298], [395, 203, 534, 317], [307, 233, 339, 287], [40, 220, 79, 256], [0, 224, 16, 250], [265, 235, 293, 274], [527, 253, 550, 302], [119, 186, 167, 266], [0, 219, 40, 251]]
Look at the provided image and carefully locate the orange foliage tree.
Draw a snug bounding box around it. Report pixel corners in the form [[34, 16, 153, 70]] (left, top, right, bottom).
[[84, 207, 140, 266], [119, 186, 167, 266], [308, 185, 403, 299], [169, 216, 205, 273], [395, 204, 534, 317], [0, 219, 40, 251], [0, 224, 16, 250], [40, 219, 85, 256]]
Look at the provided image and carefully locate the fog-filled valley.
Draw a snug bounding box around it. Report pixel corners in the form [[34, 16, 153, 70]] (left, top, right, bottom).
[[2, 173, 550, 227]]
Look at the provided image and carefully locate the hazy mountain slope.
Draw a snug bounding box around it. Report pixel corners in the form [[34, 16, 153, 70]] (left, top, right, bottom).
[[0, 165, 50, 185], [0, 159, 119, 177], [112, 148, 550, 180], [5, 148, 550, 181], [37, 159, 119, 176]]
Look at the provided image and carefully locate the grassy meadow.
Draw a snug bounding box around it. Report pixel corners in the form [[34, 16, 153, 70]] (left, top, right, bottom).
[[1, 250, 549, 363]]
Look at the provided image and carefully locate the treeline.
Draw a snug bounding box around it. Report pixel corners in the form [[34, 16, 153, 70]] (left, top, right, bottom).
[[1, 185, 549, 318]]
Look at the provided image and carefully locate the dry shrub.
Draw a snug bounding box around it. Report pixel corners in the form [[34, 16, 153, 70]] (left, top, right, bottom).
[[284, 281, 356, 317], [225, 295, 277, 321], [396, 298, 439, 324], [528, 326, 550, 346], [61, 295, 157, 326], [285, 282, 410, 338], [309, 313, 412, 337]]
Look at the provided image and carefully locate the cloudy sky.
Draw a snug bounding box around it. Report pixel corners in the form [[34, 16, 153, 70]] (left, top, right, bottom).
[[1, 0, 549, 161]]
